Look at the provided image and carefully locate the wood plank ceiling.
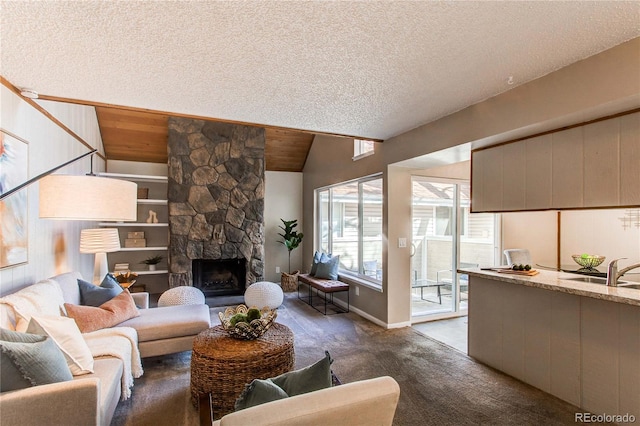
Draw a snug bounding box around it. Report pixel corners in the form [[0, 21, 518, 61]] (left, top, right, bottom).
[[96, 107, 316, 172]]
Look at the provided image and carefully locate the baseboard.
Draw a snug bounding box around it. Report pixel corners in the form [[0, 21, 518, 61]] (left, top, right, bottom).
[[331, 298, 410, 329]]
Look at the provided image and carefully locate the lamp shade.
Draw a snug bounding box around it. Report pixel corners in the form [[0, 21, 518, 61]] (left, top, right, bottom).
[[39, 175, 137, 221], [79, 228, 121, 253]]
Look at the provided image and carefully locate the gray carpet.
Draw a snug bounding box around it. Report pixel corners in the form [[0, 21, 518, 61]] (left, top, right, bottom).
[[112, 293, 596, 426]]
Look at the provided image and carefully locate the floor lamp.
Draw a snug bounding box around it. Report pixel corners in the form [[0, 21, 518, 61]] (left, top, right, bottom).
[[80, 228, 121, 284], [39, 173, 137, 283]]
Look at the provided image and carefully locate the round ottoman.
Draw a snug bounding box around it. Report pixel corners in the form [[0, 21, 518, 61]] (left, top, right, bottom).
[[244, 281, 284, 309], [158, 286, 205, 307]]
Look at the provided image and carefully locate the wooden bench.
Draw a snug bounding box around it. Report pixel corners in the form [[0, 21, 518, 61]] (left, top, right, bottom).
[[298, 274, 349, 315]]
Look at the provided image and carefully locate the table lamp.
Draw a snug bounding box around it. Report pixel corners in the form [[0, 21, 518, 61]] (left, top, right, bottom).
[[80, 228, 121, 284]]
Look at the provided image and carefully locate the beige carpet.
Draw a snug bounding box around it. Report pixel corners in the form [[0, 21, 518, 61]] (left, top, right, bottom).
[[112, 293, 598, 426]]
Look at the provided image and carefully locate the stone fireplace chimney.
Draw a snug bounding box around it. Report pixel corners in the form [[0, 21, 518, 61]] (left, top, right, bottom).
[[167, 117, 265, 290]]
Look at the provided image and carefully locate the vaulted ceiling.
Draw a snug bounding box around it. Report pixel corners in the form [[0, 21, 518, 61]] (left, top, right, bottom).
[[94, 107, 315, 171], [2, 1, 639, 169]]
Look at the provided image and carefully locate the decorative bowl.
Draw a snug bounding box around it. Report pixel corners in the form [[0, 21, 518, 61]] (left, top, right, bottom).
[[571, 254, 606, 269], [218, 304, 277, 340]]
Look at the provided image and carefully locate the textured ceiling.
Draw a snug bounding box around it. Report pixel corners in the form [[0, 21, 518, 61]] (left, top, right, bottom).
[[1, 1, 639, 140]]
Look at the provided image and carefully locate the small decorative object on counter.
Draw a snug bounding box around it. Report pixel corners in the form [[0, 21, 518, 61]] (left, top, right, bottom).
[[218, 304, 277, 340], [572, 254, 606, 269]]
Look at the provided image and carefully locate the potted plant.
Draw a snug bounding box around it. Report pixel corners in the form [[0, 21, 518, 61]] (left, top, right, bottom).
[[278, 219, 303, 291], [140, 255, 163, 271]]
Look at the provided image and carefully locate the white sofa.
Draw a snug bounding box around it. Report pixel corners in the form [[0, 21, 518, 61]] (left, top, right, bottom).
[[0, 271, 211, 426], [207, 376, 401, 426]]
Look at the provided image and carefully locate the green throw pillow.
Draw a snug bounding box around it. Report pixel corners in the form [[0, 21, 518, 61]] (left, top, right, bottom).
[[0, 328, 73, 392], [314, 255, 340, 281], [234, 378, 289, 411], [271, 351, 333, 397]]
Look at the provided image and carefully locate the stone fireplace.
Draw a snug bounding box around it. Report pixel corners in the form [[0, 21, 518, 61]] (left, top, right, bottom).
[[192, 258, 247, 297], [167, 117, 265, 291]]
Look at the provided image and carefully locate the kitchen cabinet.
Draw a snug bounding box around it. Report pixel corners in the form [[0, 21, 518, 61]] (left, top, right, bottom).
[[98, 173, 169, 294], [471, 110, 640, 212], [467, 270, 640, 417]]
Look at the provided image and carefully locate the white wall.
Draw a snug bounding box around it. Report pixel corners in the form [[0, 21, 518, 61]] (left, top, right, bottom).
[[501, 211, 558, 266], [264, 171, 303, 283], [561, 209, 640, 270], [501, 209, 640, 271], [0, 87, 104, 295]]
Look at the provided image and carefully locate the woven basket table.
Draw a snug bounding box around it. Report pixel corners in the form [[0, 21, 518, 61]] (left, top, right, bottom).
[[190, 323, 295, 419]]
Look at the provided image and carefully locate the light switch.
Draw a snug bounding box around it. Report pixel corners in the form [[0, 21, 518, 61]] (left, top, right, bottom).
[[398, 238, 407, 248]]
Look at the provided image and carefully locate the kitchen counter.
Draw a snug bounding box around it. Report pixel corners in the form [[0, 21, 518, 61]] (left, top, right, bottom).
[[460, 268, 640, 306], [465, 268, 640, 418]]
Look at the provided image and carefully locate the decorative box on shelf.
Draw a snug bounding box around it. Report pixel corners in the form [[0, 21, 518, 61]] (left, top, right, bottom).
[[125, 238, 146, 248], [128, 231, 145, 239], [137, 187, 149, 199]]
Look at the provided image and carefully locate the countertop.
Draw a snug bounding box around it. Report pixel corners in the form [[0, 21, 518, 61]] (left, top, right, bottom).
[[460, 268, 640, 307]]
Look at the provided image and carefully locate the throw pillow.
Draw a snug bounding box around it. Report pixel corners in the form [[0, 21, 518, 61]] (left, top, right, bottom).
[[234, 378, 289, 411], [314, 255, 340, 281], [64, 290, 139, 334], [0, 328, 73, 392], [309, 251, 322, 275], [78, 277, 123, 307], [0, 280, 66, 332], [101, 273, 121, 289], [270, 351, 333, 397], [26, 315, 94, 376]]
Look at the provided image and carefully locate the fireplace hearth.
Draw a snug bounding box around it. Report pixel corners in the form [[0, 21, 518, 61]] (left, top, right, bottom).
[[193, 258, 247, 297]]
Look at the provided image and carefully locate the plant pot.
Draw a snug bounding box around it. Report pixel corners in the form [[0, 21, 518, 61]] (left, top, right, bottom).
[[280, 270, 300, 292], [148, 264, 156, 271]]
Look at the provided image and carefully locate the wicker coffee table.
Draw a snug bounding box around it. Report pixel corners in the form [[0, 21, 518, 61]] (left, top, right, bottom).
[[190, 323, 295, 419]]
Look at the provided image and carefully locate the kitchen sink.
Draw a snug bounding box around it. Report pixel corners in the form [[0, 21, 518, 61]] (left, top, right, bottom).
[[618, 283, 640, 290], [563, 276, 610, 284]]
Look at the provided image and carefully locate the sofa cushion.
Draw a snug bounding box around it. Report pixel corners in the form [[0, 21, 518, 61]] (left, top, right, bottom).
[[50, 271, 84, 306], [64, 291, 139, 333], [77, 278, 123, 307], [234, 378, 289, 411], [271, 351, 333, 396], [26, 315, 94, 376], [119, 304, 211, 342], [0, 328, 73, 392], [0, 280, 66, 332], [235, 351, 333, 411], [78, 357, 123, 423]]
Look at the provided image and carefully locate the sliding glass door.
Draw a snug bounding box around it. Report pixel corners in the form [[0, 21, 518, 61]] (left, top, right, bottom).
[[411, 178, 499, 320]]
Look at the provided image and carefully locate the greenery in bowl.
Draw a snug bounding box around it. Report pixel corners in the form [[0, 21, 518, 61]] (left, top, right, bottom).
[[571, 254, 606, 268]]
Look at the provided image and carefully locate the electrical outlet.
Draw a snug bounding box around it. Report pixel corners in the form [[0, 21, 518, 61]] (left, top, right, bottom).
[[355, 286, 359, 296], [276, 266, 280, 273], [398, 237, 407, 248]]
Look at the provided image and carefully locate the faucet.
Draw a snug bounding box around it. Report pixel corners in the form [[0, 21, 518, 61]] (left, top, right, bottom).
[[606, 258, 640, 286]]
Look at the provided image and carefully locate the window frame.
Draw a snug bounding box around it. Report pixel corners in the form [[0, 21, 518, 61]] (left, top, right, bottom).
[[315, 173, 383, 291], [352, 139, 375, 161]]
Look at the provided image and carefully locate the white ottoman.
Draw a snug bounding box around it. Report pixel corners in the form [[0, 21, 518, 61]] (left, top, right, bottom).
[[158, 286, 206, 307], [244, 281, 284, 309]]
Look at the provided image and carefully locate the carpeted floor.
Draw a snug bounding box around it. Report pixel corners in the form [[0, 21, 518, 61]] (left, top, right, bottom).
[[112, 293, 597, 426]]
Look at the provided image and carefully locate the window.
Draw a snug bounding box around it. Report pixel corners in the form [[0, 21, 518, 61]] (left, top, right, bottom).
[[353, 139, 375, 160], [316, 175, 383, 287]]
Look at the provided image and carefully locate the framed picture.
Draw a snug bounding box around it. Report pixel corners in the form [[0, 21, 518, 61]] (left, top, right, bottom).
[[0, 129, 29, 268]]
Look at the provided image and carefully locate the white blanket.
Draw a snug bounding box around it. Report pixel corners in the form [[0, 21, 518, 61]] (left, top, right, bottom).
[[83, 326, 144, 400]]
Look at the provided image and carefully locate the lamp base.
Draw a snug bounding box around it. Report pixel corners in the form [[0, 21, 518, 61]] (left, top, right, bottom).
[[93, 252, 109, 285]]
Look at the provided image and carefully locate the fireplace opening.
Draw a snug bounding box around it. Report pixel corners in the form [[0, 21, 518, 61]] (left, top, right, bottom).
[[192, 258, 247, 297]]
